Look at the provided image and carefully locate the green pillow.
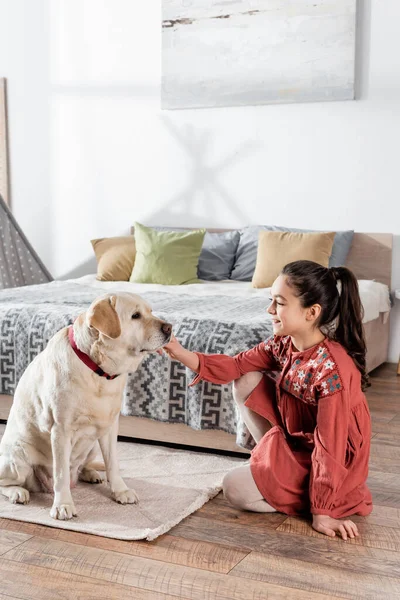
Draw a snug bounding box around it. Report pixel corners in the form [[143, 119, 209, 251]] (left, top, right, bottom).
[[129, 222, 206, 285]]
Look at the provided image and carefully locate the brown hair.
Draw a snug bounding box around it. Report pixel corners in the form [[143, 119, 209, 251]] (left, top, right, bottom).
[[281, 260, 368, 390]]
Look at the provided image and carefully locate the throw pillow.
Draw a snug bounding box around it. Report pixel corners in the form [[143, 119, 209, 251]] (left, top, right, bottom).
[[130, 222, 206, 285], [252, 231, 336, 288], [91, 236, 136, 281]]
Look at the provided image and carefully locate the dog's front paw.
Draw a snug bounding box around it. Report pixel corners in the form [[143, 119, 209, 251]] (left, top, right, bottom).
[[9, 487, 30, 505], [79, 468, 104, 484], [50, 502, 77, 520], [112, 488, 139, 505]]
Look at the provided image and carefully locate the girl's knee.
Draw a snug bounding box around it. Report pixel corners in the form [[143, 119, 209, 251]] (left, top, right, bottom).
[[233, 371, 263, 404], [222, 470, 247, 509]]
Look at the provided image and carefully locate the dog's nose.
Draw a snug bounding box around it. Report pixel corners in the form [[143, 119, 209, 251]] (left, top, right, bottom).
[[161, 323, 172, 335]]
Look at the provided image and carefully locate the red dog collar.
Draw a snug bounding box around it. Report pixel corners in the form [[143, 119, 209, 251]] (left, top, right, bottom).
[[68, 325, 119, 380]]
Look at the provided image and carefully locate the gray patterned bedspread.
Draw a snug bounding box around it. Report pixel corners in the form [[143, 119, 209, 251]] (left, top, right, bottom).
[[0, 281, 273, 448]]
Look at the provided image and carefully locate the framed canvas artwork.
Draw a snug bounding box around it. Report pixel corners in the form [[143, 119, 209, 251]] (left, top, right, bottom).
[[162, 0, 357, 109]]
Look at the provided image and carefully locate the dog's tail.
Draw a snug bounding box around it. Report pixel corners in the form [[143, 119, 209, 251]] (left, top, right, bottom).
[[85, 461, 106, 471]]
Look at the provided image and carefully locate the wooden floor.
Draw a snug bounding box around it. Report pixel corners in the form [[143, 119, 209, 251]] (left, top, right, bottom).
[[0, 364, 399, 600]]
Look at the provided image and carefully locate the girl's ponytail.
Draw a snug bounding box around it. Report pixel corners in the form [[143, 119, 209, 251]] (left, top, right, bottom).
[[282, 260, 369, 391], [330, 267, 369, 390]]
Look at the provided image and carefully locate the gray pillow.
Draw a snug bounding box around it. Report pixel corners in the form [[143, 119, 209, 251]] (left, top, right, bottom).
[[198, 230, 240, 280], [230, 225, 354, 281], [148, 227, 240, 280]]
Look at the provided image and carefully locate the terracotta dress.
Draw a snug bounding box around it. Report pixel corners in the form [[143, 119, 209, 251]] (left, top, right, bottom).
[[190, 335, 372, 518]]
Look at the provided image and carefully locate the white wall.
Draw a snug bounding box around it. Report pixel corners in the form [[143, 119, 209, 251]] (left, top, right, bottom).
[[0, 0, 399, 363]]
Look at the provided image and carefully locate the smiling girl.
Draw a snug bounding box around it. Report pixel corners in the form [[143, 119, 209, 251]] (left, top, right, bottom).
[[162, 260, 372, 540]]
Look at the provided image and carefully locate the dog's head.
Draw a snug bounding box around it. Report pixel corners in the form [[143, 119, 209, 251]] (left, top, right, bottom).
[[84, 293, 171, 372]]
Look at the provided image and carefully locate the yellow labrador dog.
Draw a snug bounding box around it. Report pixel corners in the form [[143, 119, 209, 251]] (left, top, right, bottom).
[[0, 292, 171, 520]]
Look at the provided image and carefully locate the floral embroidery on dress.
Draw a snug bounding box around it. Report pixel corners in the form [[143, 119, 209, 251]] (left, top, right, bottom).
[[324, 359, 335, 370], [264, 336, 291, 371], [314, 363, 343, 399], [272, 338, 344, 405], [264, 336, 344, 404], [272, 341, 280, 352], [314, 346, 329, 365], [290, 359, 302, 372], [264, 338, 273, 351]]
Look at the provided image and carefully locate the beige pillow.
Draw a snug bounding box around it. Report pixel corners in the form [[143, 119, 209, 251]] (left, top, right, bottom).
[[91, 236, 136, 281], [252, 231, 336, 288]]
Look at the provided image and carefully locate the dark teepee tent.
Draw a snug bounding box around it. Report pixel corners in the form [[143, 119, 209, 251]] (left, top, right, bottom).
[[0, 194, 52, 288]]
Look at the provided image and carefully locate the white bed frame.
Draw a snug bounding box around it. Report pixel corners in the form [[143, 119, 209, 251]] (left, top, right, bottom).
[[0, 232, 393, 455]]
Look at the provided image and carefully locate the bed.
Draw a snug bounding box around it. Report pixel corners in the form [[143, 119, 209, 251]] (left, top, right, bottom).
[[0, 232, 393, 454]]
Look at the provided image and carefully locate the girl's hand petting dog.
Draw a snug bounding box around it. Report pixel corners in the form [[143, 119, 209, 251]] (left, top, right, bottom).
[[157, 333, 183, 360], [157, 333, 200, 373], [312, 514, 359, 540]]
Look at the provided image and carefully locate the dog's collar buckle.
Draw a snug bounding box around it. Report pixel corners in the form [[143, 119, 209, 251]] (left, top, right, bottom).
[[68, 326, 120, 380]]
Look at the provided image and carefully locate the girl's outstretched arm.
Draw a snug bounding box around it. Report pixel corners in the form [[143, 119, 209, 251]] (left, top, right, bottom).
[[160, 333, 281, 386]]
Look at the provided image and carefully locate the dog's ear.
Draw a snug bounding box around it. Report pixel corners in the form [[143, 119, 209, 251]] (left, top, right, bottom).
[[88, 296, 121, 339]]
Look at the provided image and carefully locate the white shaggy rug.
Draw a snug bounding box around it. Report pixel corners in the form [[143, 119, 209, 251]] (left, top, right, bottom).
[[0, 425, 245, 540]]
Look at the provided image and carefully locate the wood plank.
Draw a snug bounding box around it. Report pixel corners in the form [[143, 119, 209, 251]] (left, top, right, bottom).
[[368, 378, 400, 389], [255, 528, 400, 579], [230, 550, 400, 600], [383, 414, 400, 428], [369, 363, 398, 378], [369, 455, 400, 474], [277, 516, 400, 552], [0, 517, 247, 573], [369, 391, 400, 401], [0, 529, 32, 556], [367, 395, 400, 409], [368, 471, 400, 494], [367, 377, 393, 390], [368, 388, 400, 399], [2, 536, 340, 600], [369, 490, 400, 510], [369, 407, 399, 434], [0, 517, 98, 541], [371, 433, 400, 448], [371, 424, 389, 435], [370, 440, 400, 459], [169, 514, 274, 550], [368, 387, 400, 398], [0, 557, 179, 600], [83, 534, 248, 574], [349, 505, 400, 530], [369, 440, 400, 472], [369, 402, 400, 416], [369, 408, 398, 423], [372, 421, 400, 436]]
